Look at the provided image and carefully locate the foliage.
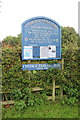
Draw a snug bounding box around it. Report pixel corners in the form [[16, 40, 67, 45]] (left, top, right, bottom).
[[61, 97, 78, 106], [2, 34, 21, 47], [2, 102, 78, 118], [15, 100, 26, 111], [2, 27, 79, 106], [62, 27, 78, 48], [12, 88, 47, 108]]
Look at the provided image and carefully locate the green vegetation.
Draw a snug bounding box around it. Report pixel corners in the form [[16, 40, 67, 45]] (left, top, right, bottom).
[[2, 102, 78, 118], [2, 27, 79, 118]]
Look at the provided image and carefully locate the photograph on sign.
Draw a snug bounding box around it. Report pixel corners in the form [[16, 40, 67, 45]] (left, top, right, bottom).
[[24, 46, 33, 59], [48, 45, 56, 58], [40, 46, 48, 58]]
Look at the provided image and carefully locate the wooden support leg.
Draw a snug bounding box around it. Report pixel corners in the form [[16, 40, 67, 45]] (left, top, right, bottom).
[[60, 87, 63, 99], [28, 60, 31, 80], [2, 94, 4, 101], [52, 79, 55, 101], [62, 58, 64, 70], [28, 61, 31, 92], [4, 94, 8, 101], [60, 58, 64, 99]]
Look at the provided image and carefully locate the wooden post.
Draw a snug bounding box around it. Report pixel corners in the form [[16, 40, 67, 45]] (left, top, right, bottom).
[[28, 60, 31, 76], [60, 87, 63, 99], [28, 60, 31, 90], [52, 79, 55, 101], [62, 58, 64, 70], [60, 58, 64, 98], [4, 94, 8, 101]]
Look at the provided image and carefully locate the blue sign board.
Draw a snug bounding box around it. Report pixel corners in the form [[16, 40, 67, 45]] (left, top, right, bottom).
[[22, 63, 61, 71], [22, 16, 61, 60]]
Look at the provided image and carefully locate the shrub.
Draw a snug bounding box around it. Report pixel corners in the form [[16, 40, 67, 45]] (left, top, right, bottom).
[[2, 27, 79, 105]]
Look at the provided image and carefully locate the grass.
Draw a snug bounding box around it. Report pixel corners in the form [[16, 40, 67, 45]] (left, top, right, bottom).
[[2, 102, 79, 118]]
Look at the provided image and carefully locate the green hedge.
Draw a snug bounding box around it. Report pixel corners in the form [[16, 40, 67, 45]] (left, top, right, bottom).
[[2, 27, 79, 105]]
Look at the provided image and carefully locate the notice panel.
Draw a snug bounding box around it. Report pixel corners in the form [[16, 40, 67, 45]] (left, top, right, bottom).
[[24, 46, 33, 59], [40, 46, 48, 58], [22, 17, 61, 60], [22, 63, 62, 70]]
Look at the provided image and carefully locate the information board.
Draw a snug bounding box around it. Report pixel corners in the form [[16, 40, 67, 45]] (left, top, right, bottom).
[[22, 63, 61, 70], [22, 17, 61, 60]]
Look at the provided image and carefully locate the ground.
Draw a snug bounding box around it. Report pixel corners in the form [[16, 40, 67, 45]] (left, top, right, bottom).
[[2, 101, 79, 119]]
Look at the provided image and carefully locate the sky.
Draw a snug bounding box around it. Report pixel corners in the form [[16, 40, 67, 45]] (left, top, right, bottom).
[[0, 0, 79, 41]]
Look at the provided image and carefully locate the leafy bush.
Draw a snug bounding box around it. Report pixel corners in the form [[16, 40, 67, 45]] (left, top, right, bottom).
[[12, 87, 48, 107], [2, 27, 79, 105], [15, 100, 26, 111], [61, 97, 78, 106]]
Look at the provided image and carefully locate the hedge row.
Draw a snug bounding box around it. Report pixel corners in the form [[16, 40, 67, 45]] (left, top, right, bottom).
[[2, 27, 79, 105]]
